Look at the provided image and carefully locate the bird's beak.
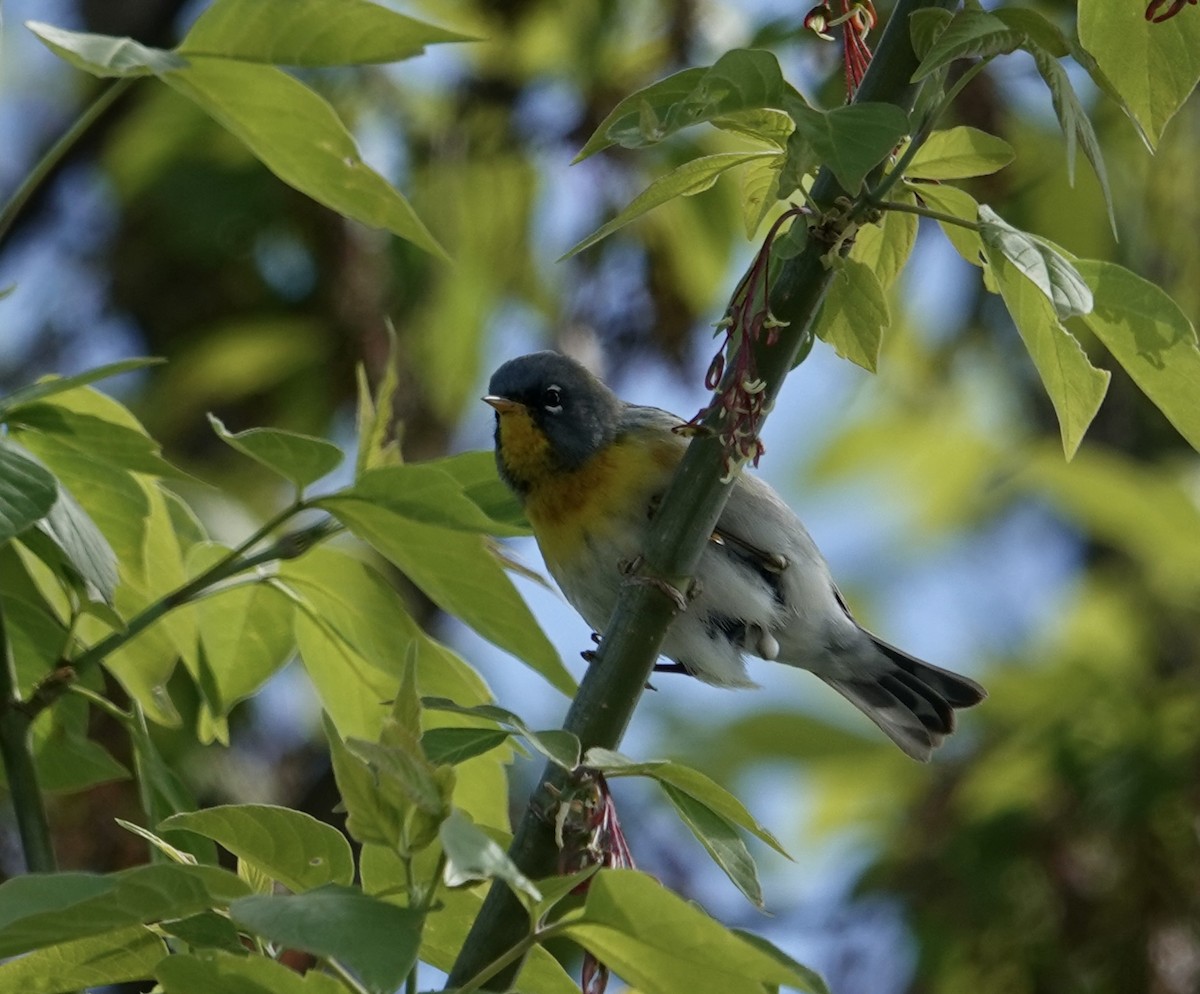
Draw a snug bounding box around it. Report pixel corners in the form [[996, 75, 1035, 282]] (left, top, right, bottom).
[[483, 395, 523, 414]]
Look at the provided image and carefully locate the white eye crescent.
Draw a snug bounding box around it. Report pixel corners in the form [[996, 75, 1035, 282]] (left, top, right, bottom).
[[543, 385, 563, 413]]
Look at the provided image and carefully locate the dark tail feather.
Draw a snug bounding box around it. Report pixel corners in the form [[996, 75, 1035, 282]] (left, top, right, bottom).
[[822, 637, 987, 762]]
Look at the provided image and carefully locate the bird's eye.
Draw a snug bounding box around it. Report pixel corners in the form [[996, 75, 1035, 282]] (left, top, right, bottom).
[[543, 385, 563, 413]]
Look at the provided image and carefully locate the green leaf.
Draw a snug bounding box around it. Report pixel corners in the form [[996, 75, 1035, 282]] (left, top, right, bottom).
[[714, 108, 795, 149], [161, 804, 354, 893], [661, 783, 763, 908], [731, 930, 832, 994], [422, 726, 513, 765], [162, 58, 448, 260], [992, 7, 1070, 57], [324, 714, 405, 849], [423, 697, 581, 769], [1073, 260, 1200, 452], [791, 103, 910, 194], [440, 808, 541, 902], [0, 926, 166, 994], [850, 191, 918, 291], [230, 886, 422, 994], [159, 912, 247, 954], [813, 256, 890, 372], [0, 865, 249, 957], [1078, 0, 1200, 147], [327, 503, 574, 695], [158, 949, 346, 994], [909, 181, 984, 267], [320, 462, 523, 535], [909, 8, 954, 60], [583, 748, 789, 858], [562, 151, 775, 259], [740, 152, 786, 238], [207, 414, 342, 490], [987, 252, 1109, 459], [188, 543, 295, 742], [8, 404, 180, 478], [0, 440, 58, 545], [906, 126, 1014, 180], [1027, 45, 1116, 237], [37, 479, 119, 602], [576, 49, 786, 160], [429, 450, 529, 533], [25, 21, 185, 76], [561, 870, 824, 994], [355, 328, 403, 475], [911, 9, 1026, 80], [179, 0, 473, 66], [115, 818, 199, 866], [979, 206, 1093, 320], [0, 357, 162, 416]]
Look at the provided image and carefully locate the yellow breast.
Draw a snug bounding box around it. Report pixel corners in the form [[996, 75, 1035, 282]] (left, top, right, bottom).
[[497, 411, 680, 575]]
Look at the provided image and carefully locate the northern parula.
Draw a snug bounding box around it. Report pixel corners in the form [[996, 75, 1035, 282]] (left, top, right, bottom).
[[485, 351, 985, 760]]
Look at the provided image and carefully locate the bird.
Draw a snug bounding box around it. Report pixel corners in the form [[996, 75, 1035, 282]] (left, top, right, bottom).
[[484, 351, 986, 761]]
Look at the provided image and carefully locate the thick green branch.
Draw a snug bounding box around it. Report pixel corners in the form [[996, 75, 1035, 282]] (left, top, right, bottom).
[[0, 602, 57, 872], [444, 1, 953, 987]]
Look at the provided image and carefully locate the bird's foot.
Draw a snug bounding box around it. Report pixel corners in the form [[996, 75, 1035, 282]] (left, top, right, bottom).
[[618, 557, 689, 612]]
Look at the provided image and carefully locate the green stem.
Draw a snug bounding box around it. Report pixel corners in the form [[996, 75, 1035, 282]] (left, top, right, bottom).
[[0, 602, 57, 871], [872, 196, 982, 230], [25, 510, 340, 720], [326, 957, 373, 994], [0, 78, 135, 251], [452, 934, 539, 994], [868, 56, 994, 204]]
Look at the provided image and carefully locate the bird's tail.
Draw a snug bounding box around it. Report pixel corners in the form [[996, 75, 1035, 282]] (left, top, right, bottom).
[[820, 636, 987, 762]]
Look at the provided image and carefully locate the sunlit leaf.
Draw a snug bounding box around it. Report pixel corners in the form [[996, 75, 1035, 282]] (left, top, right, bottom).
[[0, 926, 165, 994], [207, 414, 342, 490], [1074, 259, 1200, 452], [986, 252, 1109, 459], [26, 21, 184, 76], [327, 504, 574, 695], [560, 870, 824, 994], [180, 0, 473, 66], [320, 462, 523, 535], [163, 58, 448, 260], [979, 206, 1093, 319], [562, 151, 775, 259], [813, 256, 890, 372], [851, 191, 917, 291], [908, 181, 983, 267], [1078, 0, 1200, 147], [162, 805, 354, 893], [905, 126, 1014, 180]]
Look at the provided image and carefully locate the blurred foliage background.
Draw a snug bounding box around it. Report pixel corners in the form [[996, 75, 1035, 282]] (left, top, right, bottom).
[[2, 1, 1198, 992]]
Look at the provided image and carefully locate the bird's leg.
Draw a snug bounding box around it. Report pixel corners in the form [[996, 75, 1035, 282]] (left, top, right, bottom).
[[579, 631, 603, 664], [651, 662, 691, 676], [618, 555, 690, 612]]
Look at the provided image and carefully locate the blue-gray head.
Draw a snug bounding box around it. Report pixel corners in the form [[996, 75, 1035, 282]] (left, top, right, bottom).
[[484, 351, 623, 493]]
